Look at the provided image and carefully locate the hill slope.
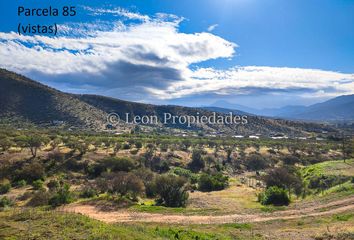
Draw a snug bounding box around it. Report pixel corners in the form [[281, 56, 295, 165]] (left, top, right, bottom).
[[0, 69, 106, 129], [0, 69, 337, 135], [282, 95, 354, 121]]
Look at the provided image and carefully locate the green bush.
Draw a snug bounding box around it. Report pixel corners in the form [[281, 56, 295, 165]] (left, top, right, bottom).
[[14, 162, 45, 183], [80, 186, 98, 198], [245, 154, 269, 171], [258, 186, 290, 206], [47, 179, 60, 191], [102, 157, 135, 172], [27, 190, 51, 207], [198, 173, 229, 192], [0, 179, 11, 194], [49, 183, 73, 207], [14, 180, 27, 187], [0, 196, 12, 208], [32, 179, 44, 190], [154, 174, 189, 207], [188, 149, 205, 173], [170, 167, 198, 184]]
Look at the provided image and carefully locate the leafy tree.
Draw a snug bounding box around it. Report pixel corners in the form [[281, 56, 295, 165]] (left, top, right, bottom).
[[245, 154, 269, 171], [0, 137, 12, 153], [17, 135, 48, 157], [342, 137, 354, 163], [188, 149, 205, 173], [112, 142, 122, 155], [154, 174, 189, 207], [204, 156, 215, 169], [225, 147, 233, 163], [110, 172, 145, 200], [263, 166, 303, 197], [181, 140, 192, 151]]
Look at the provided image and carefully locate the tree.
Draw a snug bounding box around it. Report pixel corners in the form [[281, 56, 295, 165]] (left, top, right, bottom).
[[204, 156, 215, 169], [181, 139, 192, 151], [283, 156, 301, 165], [110, 172, 145, 200], [0, 137, 12, 153], [101, 157, 135, 172], [341, 137, 353, 163], [112, 142, 121, 155], [245, 154, 269, 171], [17, 135, 48, 158], [154, 174, 189, 207], [188, 149, 205, 172], [263, 166, 303, 198], [225, 146, 233, 163]]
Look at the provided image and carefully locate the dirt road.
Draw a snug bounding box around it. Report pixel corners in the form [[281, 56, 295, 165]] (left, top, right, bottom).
[[61, 196, 354, 224]]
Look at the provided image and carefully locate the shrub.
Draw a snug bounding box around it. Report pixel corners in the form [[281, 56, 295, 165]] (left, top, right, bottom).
[[170, 167, 198, 183], [49, 183, 73, 207], [14, 162, 45, 183], [198, 173, 229, 192], [0, 179, 11, 194], [80, 186, 98, 198], [32, 179, 44, 190], [283, 156, 301, 165], [27, 190, 51, 207], [0, 196, 12, 208], [263, 167, 303, 197], [14, 180, 27, 187], [135, 142, 143, 149], [110, 172, 145, 200], [47, 179, 60, 191], [154, 174, 189, 207], [102, 157, 135, 172], [122, 143, 131, 150], [188, 149, 205, 173], [258, 186, 290, 206], [245, 154, 269, 171], [308, 175, 350, 192], [99, 172, 145, 201], [133, 168, 156, 197]]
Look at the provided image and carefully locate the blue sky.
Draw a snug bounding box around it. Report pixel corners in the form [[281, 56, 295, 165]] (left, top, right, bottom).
[[1, 0, 354, 109]]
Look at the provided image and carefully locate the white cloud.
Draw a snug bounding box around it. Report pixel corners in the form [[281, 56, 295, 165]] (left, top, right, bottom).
[[0, 7, 353, 103], [207, 24, 218, 32], [83, 6, 151, 22], [147, 66, 354, 99]]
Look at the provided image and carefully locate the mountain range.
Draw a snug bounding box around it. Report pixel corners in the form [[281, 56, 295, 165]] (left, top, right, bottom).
[[0, 68, 338, 136], [209, 95, 354, 122]]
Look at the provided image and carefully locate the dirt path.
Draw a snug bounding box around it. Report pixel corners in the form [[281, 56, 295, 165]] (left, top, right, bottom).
[[61, 196, 354, 224]]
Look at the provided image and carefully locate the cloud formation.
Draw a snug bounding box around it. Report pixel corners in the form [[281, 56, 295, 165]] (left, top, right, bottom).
[[207, 24, 218, 32], [0, 7, 353, 104]]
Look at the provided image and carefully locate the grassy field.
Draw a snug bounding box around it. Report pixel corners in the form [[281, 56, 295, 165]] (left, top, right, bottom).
[[302, 159, 354, 177], [0, 208, 353, 240]]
